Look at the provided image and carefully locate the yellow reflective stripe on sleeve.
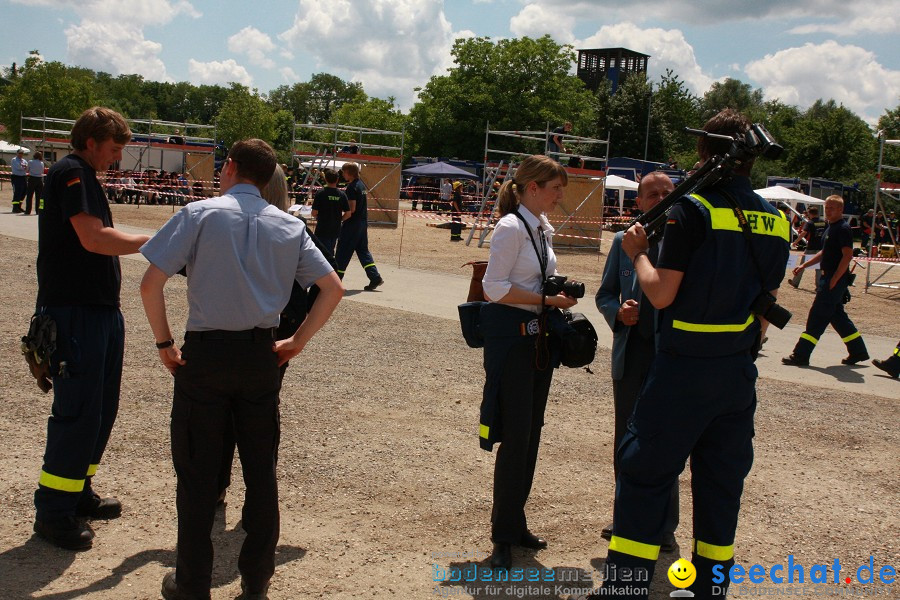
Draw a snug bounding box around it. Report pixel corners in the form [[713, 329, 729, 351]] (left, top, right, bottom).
[[800, 333, 818, 345], [609, 536, 660, 561], [894, 347, 899, 357], [363, 263, 376, 269], [672, 314, 755, 333], [694, 539, 734, 561], [39, 470, 85, 493], [691, 194, 790, 241], [480, 424, 490, 440], [841, 331, 861, 343], [86, 464, 98, 477]]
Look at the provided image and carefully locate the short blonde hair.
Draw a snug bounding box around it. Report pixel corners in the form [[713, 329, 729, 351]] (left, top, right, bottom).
[[824, 194, 844, 207]]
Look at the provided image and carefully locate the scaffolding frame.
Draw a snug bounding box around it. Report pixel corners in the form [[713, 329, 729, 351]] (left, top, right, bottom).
[[865, 134, 900, 291], [291, 122, 405, 225], [20, 114, 217, 179], [477, 122, 610, 248]]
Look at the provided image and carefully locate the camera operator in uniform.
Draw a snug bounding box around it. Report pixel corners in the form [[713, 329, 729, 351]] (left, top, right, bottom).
[[589, 110, 790, 599]]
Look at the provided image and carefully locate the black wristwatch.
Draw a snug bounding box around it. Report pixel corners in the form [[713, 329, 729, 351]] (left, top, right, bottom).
[[155, 338, 175, 350]]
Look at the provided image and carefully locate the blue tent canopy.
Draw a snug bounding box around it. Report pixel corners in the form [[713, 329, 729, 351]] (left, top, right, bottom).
[[402, 161, 479, 180]]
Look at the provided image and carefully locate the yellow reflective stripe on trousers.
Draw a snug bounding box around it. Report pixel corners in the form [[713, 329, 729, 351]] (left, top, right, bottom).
[[800, 333, 818, 345], [363, 263, 376, 269], [479, 424, 490, 440], [894, 347, 899, 357], [842, 331, 861, 343], [691, 194, 790, 241], [609, 536, 660, 561], [39, 470, 85, 493], [694, 539, 734, 561], [672, 314, 755, 333], [86, 464, 98, 477]]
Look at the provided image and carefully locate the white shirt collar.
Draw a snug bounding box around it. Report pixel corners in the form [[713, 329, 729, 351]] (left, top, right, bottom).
[[518, 203, 555, 234]]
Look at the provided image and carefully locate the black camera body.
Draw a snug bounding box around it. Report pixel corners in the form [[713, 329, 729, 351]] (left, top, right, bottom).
[[543, 275, 585, 299], [750, 291, 792, 330]]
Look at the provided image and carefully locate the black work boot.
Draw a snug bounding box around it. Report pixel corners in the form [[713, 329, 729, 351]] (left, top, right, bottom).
[[75, 491, 122, 520], [34, 516, 94, 550]]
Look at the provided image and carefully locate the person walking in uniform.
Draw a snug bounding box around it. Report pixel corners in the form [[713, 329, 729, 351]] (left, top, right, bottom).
[[595, 171, 679, 553], [311, 168, 351, 256], [32, 107, 151, 550], [140, 139, 343, 600], [479, 155, 578, 571], [334, 162, 384, 290], [783, 195, 868, 367], [589, 109, 790, 599]]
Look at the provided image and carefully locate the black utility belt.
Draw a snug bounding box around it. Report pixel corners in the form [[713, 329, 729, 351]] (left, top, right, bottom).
[[185, 327, 276, 342]]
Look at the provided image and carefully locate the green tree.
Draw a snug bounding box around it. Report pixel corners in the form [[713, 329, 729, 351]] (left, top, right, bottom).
[[784, 100, 876, 185], [0, 51, 95, 141], [876, 102, 900, 185], [408, 35, 596, 160], [700, 78, 764, 121], [305, 73, 366, 124], [651, 70, 701, 163], [215, 84, 276, 147]]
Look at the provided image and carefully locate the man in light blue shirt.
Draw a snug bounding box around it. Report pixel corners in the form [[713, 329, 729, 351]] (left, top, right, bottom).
[[11, 148, 28, 213], [140, 138, 343, 600]]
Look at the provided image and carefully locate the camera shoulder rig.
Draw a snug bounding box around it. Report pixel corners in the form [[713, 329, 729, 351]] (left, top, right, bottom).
[[630, 123, 783, 245]]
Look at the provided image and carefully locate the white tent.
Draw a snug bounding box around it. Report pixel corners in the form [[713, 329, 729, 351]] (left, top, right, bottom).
[[754, 185, 825, 208], [592, 174, 640, 216], [0, 141, 29, 154]]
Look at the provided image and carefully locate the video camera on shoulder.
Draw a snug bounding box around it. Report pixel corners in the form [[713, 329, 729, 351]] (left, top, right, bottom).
[[543, 275, 585, 299]]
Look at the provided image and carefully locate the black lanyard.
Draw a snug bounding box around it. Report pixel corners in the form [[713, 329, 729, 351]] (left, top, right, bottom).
[[514, 210, 548, 280]]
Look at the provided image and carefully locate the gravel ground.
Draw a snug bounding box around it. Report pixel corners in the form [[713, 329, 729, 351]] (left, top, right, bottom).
[[0, 197, 897, 600]]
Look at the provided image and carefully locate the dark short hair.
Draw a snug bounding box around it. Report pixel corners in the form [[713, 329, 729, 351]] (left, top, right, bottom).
[[808, 206, 819, 215], [341, 162, 360, 178], [227, 139, 276, 187], [697, 108, 751, 159], [70, 107, 131, 151], [323, 168, 339, 184]]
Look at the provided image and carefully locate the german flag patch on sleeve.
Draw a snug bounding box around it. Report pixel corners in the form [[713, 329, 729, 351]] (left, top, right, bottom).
[[66, 177, 81, 187]]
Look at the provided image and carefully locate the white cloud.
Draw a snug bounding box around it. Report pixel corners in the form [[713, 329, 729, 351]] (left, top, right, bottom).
[[788, 14, 898, 36], [15, 0, 199, 25], [280, 66, 300, 82], [278, 0, 458, 109], [509, 0, 894, 29], [509, 4, 575, 44], [228, 26, 277, 69], [13, 0, 200, 82], [66, 21, 171, 81], [187, 58, 253, 87], [744, 41, 900, 125], [577, 22, 717, 95]]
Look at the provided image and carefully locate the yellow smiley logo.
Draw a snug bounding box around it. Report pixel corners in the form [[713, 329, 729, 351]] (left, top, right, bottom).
[[667, 558, 696, 589]]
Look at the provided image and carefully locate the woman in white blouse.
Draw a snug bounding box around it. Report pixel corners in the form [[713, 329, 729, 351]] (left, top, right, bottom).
[[478, 154, 578, 570]]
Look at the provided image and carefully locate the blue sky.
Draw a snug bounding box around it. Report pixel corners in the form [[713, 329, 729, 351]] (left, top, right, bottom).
[[3, 0, 899, 124]]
